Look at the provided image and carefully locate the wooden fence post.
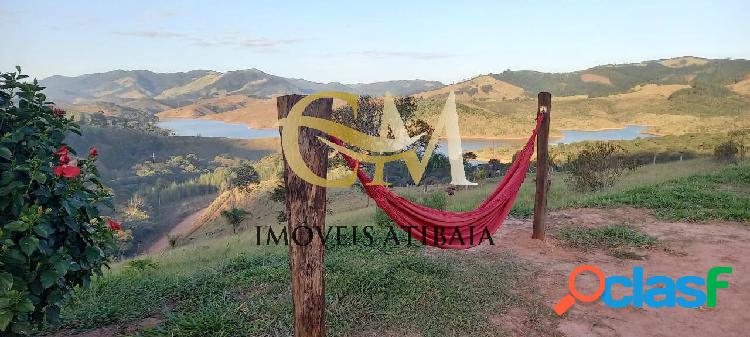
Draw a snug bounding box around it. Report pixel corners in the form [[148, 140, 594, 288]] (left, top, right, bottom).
[[532, 92, 551, 240], [278, 94, 332, 337]]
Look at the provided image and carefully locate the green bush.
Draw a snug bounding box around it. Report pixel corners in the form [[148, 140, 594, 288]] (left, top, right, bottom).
[[566, 142, 627, 191], [714, 140, 739, 163], [1, 68, 118, 335], [124, 259, 158, 272], [229, 162, 260, 189], [557, 224, 657, 250]]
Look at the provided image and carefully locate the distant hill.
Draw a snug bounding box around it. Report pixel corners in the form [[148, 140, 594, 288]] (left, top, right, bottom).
[[157, 95, 278, 128], [39, 56, 750, 139], [415, 75, 525, 101], [489, 56, 750, 98], [39, 68, 444, 112], [407, 57, 750, 139]]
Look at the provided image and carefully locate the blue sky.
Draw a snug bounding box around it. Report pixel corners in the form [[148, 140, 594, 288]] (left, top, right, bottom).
[[2, 0, 748, 83]]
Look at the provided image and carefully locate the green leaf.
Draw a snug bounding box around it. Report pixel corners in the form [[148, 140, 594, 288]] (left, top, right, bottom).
[[33, 172, 47, 184], [0, 273, 11, 291], [0, 147, 11, 159], [53, 260, 69, 276], [46, 305, 61, 325], [15, 298, 33, 313], [3, 249, 25, 263], [33, 224, 52, 238], [0, 181, 23, 196], [84, 247, 101, 263], [19, 237, 39, 256], [4, 221, 28, 232], [0, 309, 12, 332], [39, 270, 57, 289]]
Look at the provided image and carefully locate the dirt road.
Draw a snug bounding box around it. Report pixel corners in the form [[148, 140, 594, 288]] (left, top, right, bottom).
[[146, 207, 207, 254], [473, 207, 750, 337]]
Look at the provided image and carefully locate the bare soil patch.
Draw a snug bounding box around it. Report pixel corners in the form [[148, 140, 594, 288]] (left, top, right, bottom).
[[47, 316, 163, 337], [580, 73, 613, 85], [475, 207, 750, 337]]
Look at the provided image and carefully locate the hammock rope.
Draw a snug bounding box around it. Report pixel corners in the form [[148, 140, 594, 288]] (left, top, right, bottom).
[[329, 115, 544, 249]]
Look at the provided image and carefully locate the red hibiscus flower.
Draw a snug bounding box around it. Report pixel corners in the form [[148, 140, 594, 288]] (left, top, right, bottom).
[[54, 145, 69, 157], [58, 154, 71, 165], [107, 218, 122, 231], [52, 107, 66, 117], [89, 147, 98, 157], [53, 164, 81, 178]]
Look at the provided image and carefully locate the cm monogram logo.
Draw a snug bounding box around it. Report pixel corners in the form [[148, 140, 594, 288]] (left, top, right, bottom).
[[277, 91, 475, 188]]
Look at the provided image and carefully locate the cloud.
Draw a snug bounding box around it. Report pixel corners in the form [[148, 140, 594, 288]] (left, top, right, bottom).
[[113, 30, 185, 38], [112, 30, 302, 50], [188, 36, 303, 49], [349, 50, 457, 60]]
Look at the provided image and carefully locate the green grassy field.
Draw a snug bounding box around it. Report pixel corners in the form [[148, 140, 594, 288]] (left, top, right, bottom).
[[430, 158, 729, 217], [50, 208, 558, 337], [43, 158, 749, 336]]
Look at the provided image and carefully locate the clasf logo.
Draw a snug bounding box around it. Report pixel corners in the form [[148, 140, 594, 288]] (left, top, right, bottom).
[[553, 265, 733, 315]]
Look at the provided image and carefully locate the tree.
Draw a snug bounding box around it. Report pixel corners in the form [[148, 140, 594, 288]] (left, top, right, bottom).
[[487, 159, 506, 176], [566, 142, 627, 191], [714, 140, 739, 163], [221, 207, 250, 234], [729, 129, 749, 159], [230, 162, 260, 189], [1, 68, 118, 335]]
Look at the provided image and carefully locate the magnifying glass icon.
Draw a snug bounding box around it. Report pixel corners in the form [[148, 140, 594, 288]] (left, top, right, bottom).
[[554, 265, 606, 316]]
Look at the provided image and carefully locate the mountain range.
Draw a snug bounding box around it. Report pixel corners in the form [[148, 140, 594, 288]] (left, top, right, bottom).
[[38, 56, 750, 136], [40, 68, 443, 113]]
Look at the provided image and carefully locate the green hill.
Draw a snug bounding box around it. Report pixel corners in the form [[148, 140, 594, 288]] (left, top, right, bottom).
[[491, 57, 750, 97]]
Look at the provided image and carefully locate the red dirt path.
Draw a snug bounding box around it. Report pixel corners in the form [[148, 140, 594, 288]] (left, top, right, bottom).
[[474, 207, 750, 337]]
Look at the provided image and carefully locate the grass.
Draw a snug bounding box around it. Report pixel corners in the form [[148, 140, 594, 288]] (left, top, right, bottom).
[[556, 224, 658, 251], [581, 163, 750, 221], [421, 158, 727, 218], [45, 157, 748, 336], [48, 207, 558, 337]]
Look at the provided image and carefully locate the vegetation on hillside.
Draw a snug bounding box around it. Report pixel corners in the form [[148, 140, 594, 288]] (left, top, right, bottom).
[[0, 69, 119, 335], [493, 58, 750, 97], [581, 164, 750, 221], [46, 214, 557, 337], [63, 124, 278, 255], [38, 153, 749, 336]]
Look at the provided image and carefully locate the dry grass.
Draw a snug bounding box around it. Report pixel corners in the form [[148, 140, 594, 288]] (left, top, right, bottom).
[[157, 95, 278, 128], [729, 74, 750, 96], [658, 56, 709, 68], [579, 73, 612, 85], [416, 75, 525, 101]]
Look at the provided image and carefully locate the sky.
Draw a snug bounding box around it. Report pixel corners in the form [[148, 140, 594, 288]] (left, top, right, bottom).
[[2, 0, 749, 84]]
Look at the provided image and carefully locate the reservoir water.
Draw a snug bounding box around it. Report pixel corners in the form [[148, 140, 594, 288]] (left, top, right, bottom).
[[157, 119, 654, 151]]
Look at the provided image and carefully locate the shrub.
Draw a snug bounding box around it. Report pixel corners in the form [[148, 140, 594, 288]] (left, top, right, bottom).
[[566, 142, 627, 191], [230, 162, 260, 189], [714, 140, 739, 163], [221, 207, 250, 234], [1, 68, 118, 335], [125, 258, 158, 272], [269, 181, 286, 203], [421, 191, 447, 210], [557, 224, 657, 251]]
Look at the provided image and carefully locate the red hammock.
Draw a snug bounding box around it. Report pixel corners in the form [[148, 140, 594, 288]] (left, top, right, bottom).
[[330, 115, 544, 249]]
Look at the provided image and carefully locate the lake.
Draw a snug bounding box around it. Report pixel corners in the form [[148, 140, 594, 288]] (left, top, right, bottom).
[[157, 119, 279, 139], [157, 119, 654, 150]]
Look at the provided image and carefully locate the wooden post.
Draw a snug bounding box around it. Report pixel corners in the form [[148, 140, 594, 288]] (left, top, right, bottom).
[[277, 94, 332, 337], [532, 92, 551, 240]]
